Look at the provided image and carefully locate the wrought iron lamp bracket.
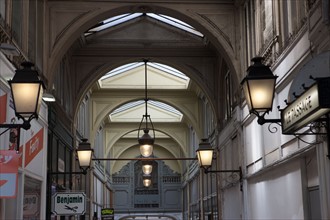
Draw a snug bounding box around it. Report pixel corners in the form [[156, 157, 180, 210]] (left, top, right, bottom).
[[203, 166, 243, 191], [48, 170, 88, 175], [252, 109, 330, 159], [0, 124, 23, 152]]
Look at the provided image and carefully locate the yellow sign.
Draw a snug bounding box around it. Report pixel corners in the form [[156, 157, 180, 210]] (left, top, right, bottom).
[[101, 208, 114, 216]]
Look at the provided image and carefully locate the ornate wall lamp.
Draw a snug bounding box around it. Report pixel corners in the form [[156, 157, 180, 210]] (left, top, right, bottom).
[[241, 57, 330, 159], [241, 57, 279, 125], [49, 139, 93, 175], [196, 139, 242, 190], [0, 62, 44, 151]]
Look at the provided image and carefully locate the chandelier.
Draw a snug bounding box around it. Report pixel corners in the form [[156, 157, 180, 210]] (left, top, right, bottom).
[[137, 60, 155, 157]]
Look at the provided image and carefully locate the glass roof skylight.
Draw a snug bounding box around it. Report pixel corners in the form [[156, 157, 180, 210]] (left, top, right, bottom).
[[110, 100, 183, 122], [146, 13, 203, 37], [111, 100, 144, 114], [84, 13, 143, 36], [98, 61, 190, 89], [85, 13, 203, 37], [101, 62, 142, 79], [148, 63, 189, 80], [100, 62, 188, 81]]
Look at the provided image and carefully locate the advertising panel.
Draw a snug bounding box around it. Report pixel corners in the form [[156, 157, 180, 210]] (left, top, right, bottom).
[[0, 150, 19, 198]]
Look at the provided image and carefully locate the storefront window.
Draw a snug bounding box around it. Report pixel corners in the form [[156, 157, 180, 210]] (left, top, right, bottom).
[[23, 176, 41, 219]]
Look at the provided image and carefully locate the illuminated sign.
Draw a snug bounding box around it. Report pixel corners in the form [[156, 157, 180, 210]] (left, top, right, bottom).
[[281, 78, 330, 134]]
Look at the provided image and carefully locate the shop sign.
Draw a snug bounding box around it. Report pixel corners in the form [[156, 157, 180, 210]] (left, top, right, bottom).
[[281, 79, 330, 134], [101, 208, 114, 220], [23, 193, 40, 217], [52, 192, 86, 215], [25, 128, 44, 167], [0, 150, 19, 198]]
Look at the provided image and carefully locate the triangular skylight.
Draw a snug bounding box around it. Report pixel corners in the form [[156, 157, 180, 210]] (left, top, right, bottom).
[[85, 13, 203, 37], [110, 100, 183, 122], [98, 62, 190, 89]]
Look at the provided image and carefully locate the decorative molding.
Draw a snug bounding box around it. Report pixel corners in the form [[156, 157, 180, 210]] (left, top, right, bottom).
[[197, 13, 233, 50]]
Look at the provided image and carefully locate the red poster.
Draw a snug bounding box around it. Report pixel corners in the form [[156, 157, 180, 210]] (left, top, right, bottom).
[[24, 128, 44, 167], [0, 94, 7, 124], [0, 150, 19, 198]]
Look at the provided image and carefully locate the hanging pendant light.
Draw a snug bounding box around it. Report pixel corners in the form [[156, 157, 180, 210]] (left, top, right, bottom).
[[143, 175, 152, 187], [138, 60, 155, 157], [142, 160, 153, 175]]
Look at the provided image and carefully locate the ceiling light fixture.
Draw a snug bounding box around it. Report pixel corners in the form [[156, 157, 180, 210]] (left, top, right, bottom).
[[143, 175, 152, 187], [138, 60, 155, 157], [142, 160, 153, 175]]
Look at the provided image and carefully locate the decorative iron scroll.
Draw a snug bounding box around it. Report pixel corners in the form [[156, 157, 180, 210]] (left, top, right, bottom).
[[267, 122, 281, 134]]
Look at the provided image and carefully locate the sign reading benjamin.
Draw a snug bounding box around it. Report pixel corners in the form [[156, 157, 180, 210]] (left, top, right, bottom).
[[281, 79, 330, 134], [52, 192, 86, 215]]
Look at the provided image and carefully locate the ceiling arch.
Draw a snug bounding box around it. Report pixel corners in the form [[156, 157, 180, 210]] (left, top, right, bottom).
[[89, 91, 202, 148], [48, 3, 240, 168], [46, 2, 239, 82], [85, 60, 208, 144], [104, 123, 190, 159], [90, 62, 199, 161], [73, 53, 218, 144], [110, 144, 183, 174], [47, 3, 240, 122]]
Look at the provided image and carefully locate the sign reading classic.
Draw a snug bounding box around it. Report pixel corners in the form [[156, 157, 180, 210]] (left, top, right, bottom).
[[281, 78, 330, 134], [52, 192, 86, 215]]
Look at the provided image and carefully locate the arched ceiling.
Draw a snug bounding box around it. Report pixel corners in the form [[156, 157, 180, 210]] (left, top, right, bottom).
[[45, 1, 240, 82], [76, 13, 219, 162], [91, 62, 198, 173], [46, 2, 241, 173]]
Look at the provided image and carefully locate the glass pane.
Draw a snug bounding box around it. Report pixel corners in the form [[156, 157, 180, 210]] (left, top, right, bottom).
[[147, 13, 203, 37], [248, 79, 275, 111], [86, 13, 142, 34], [85, 13, 203, 37], [11, 83, 40, 116], [23, 176, 41, 219]]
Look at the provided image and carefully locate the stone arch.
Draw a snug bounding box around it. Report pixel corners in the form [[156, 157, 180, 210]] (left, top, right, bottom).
[[75, 59, 211, 145], [89, 94, 200, 154], [46, 3, 239, 83], [111, 144, 182, 175]]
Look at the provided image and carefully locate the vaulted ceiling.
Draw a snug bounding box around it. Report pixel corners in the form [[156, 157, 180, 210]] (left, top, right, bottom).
[[49, 4, 239, 174], [77, 13, 216, 174]]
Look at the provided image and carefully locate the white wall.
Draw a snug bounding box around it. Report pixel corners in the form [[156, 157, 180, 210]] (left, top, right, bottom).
[[247, 159, 304, 219], [223, 186, 242, 219]]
